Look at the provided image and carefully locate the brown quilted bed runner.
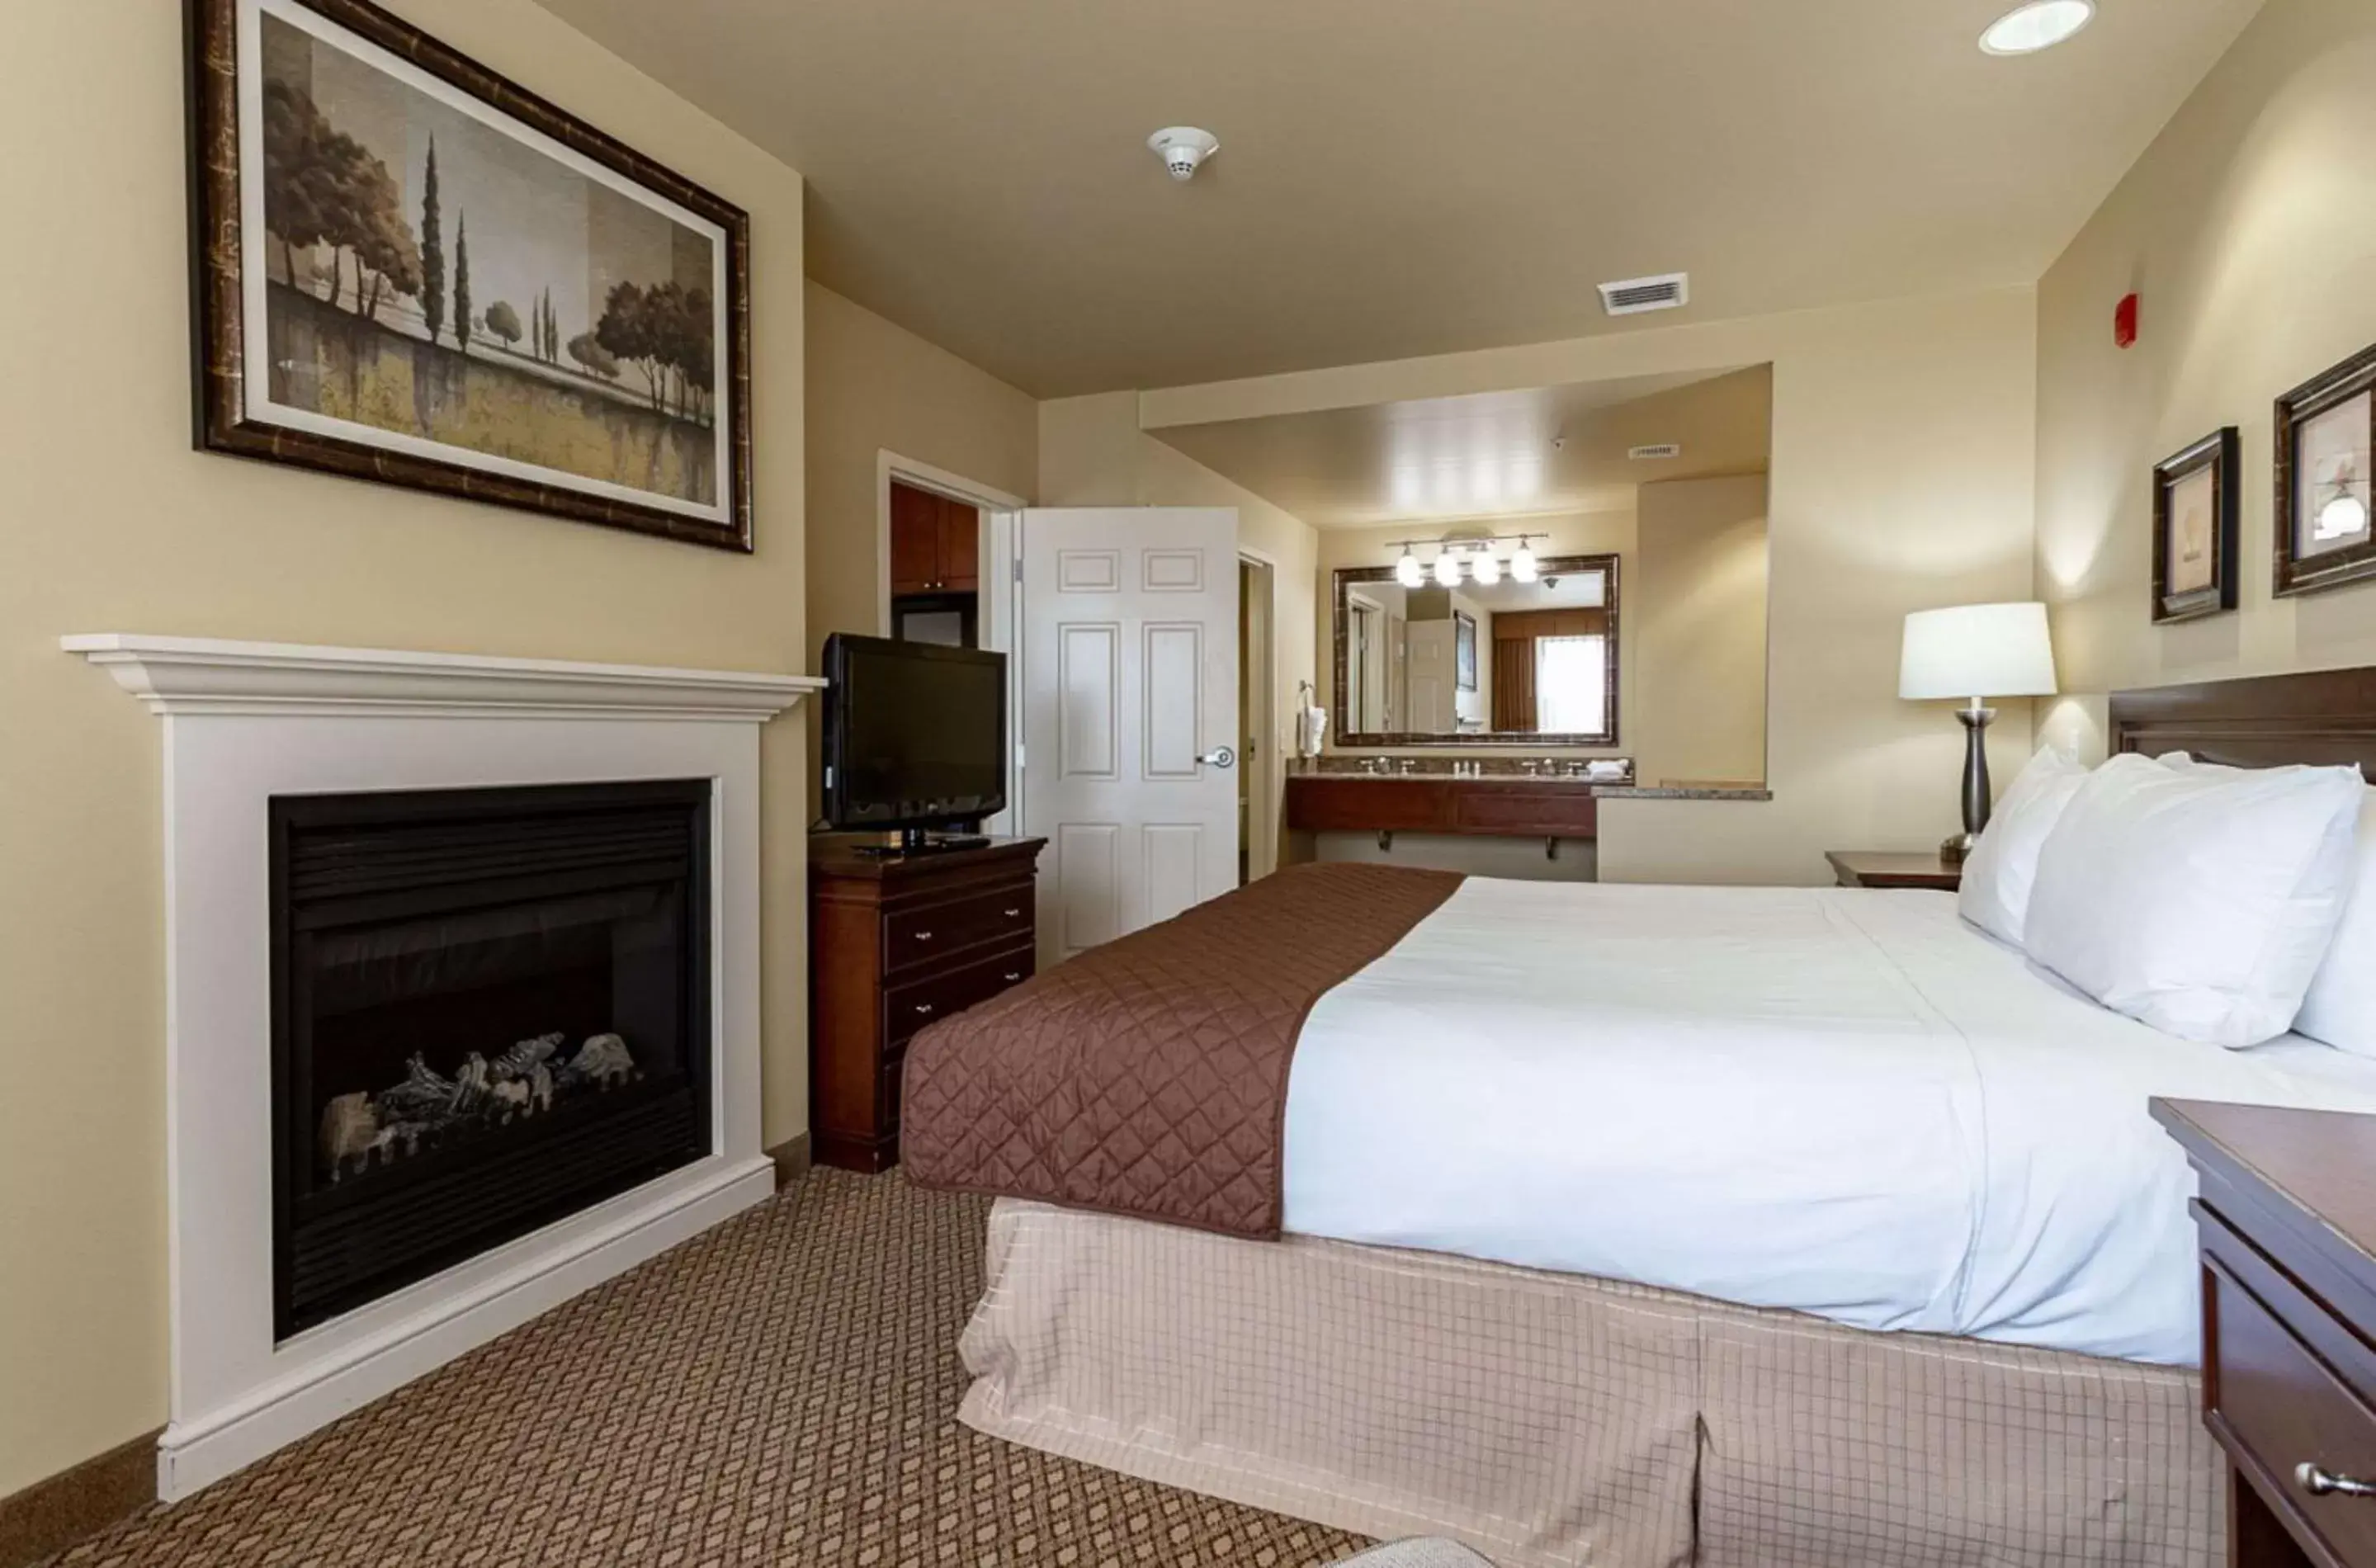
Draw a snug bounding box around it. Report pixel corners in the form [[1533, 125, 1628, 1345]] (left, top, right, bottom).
[[901, 861, 1464, 1236]]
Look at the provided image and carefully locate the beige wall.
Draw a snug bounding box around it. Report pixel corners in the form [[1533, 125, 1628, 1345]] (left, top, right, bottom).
[[2035, 0, 2376, 762], [805, 281, 1039, 646], [0, 0, 809, 1501], [1039, 393, 1320, 871], [1312, 511, 1639, 760], [1636, 476, 1770, 786], [801, 279, 1039, 791], [1141, 286, 2040, 886]]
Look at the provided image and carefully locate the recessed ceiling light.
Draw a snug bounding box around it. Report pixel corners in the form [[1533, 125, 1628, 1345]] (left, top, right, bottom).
[[1980, 0, 2095, 56]]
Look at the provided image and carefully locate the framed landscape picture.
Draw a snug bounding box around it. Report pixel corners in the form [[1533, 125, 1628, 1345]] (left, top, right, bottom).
[[2274, 342, 2376, 597], [187, 0, 754, 550], [2150, 427, 2237, 624]]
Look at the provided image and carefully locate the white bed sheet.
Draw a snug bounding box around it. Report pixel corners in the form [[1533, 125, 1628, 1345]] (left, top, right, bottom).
[[1282, 878, 2376, 1366]]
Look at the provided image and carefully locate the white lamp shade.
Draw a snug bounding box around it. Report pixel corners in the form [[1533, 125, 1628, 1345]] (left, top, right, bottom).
[[1899, 602, 2057, 701]]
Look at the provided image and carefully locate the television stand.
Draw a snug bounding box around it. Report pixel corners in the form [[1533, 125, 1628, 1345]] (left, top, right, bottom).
[[853, 829, 993, 859], [810, 834, 1049, 1171]]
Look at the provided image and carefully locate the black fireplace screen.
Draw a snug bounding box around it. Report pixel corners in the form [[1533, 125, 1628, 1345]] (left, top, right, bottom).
[[272, 780, 711, 1339]]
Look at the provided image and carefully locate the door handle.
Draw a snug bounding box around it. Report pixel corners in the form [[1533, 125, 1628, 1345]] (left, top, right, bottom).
[[1197, 746, 1236, 769], [2298, 1462, 2376, 1499]]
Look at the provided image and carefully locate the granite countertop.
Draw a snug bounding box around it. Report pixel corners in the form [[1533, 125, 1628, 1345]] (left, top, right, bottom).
[[1284, 769, 1769, 801], [1585, 784, 1773, 801]]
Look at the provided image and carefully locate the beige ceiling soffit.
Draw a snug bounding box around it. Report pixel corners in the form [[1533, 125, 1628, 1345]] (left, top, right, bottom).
[[1140, 319, 1755, 432]]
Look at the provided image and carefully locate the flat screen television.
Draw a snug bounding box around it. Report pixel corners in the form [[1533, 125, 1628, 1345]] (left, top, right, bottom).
[[820, 634, 1007, 846]]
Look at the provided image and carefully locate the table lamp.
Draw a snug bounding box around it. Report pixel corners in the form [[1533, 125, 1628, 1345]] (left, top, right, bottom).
[[1899, 602, 2058, 865]]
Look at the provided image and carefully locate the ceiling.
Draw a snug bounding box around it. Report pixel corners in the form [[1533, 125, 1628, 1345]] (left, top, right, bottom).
[[536, 0, 2262, 398], [1149, 365, 1771, 529]]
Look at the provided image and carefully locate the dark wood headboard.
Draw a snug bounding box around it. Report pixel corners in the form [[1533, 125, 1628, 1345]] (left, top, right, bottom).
[[2111, 665, 2376, 774]]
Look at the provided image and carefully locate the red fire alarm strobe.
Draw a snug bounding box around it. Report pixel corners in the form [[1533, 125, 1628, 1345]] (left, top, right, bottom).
[[2115, 293, 2139, 349]]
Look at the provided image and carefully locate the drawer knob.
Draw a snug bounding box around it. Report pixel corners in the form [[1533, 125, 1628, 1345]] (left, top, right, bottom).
[[914, 1003, 934, 1016], [914, 930, 933, 942], [2298, 1462, 2376, 1500], [1004, 908, 1022, 919], [1004, 971, 1022, 982]]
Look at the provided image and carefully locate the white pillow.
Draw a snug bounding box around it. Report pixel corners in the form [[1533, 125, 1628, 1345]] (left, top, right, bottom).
[[1957, 747, 2086, 947], [2295, 787, 2376, 1057], [2024, 752, 2364, 1047]]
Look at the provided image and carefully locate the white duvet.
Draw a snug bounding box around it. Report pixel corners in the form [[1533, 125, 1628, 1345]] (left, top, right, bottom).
[[1282, 879, 2376, 1366]]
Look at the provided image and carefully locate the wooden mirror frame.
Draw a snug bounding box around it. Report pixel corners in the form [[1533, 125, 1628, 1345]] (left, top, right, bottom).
[[1330, 554, 1620, 748]]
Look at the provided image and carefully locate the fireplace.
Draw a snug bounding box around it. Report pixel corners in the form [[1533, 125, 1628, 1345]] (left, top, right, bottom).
[[271, 779, 711, 1338]]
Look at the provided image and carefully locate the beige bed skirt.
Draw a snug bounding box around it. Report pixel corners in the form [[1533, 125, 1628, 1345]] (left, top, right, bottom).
[[958, 1200, 2222, 1568]]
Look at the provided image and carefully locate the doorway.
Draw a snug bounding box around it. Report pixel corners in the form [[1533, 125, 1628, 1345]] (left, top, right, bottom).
[[1238, 554, 1276, 886], [874, 452, 1028, 834]]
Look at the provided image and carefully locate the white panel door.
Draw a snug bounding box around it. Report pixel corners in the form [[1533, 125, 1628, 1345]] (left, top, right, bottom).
[[1022, 508, 1238, 962]]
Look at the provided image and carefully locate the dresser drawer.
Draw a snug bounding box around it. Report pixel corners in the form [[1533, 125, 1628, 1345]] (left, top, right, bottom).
[[886, 882, 1034, 973], [2206, 1225, 2376, 1566], [885, 941, 1034, 1047]]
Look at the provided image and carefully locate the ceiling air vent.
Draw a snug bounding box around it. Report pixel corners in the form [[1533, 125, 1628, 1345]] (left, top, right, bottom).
[[1598, 272, 1689, 317], [1628, 443, 1683, 460]]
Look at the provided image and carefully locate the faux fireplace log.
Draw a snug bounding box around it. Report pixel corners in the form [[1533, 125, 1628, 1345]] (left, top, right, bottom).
[[271, 780, 711, 1338]]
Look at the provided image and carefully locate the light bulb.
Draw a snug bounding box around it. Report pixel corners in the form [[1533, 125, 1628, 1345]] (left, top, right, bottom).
[[1471, 550, 1501, 586], [1434, 550, 1462, 588], [1395, 550, 1424, 588], [1979, 0, 2093, 55], [2318, 494, 2370, 542], [1510, 543, 1538, 583]]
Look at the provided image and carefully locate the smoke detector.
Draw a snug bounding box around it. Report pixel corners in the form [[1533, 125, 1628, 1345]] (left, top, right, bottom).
[[1148, 126, 1220, 182], [1598, 272, 1689, 317]]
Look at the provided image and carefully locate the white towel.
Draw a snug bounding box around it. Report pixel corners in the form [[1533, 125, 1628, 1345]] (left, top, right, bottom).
[[1297, 706, 1329, 758]]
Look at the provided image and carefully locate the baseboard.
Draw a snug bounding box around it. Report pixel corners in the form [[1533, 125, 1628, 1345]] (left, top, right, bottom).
[[0, 1428, 159, 1568], [157, 1155, 774, 1503], [768, 1131, 812, 1188]]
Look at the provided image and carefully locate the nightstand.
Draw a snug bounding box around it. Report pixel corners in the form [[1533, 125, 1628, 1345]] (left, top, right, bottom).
[[1824, 850, 1963, 891], [2154, 1099, 2376, 1568]]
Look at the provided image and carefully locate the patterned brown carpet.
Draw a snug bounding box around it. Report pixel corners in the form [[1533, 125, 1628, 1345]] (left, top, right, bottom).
[[51, 1170, 1372, 1567]]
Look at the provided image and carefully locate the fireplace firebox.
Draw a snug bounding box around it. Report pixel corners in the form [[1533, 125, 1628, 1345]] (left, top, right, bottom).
[[271, 780, 711, 1339]]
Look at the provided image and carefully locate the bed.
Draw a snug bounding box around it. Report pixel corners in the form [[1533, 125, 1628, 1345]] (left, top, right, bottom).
[[901, 666, 2376, 1568]]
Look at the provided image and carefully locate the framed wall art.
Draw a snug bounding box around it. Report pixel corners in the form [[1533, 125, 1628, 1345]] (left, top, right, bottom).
[[2150, 427, 2238, 624], [187, 0, 754, 550], [1453, 609, 1478, 692], [2274, 342, 2376, 597]]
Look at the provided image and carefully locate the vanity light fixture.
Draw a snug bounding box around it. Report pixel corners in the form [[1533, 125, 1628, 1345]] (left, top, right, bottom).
[[1979, 0, 2094, 56], [1383, 530, 1547, 589]]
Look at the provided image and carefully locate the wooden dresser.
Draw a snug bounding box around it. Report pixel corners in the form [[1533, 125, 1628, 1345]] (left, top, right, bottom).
[[2155, 1098, 2376, 1568], [810, 836, 1045, 1172]]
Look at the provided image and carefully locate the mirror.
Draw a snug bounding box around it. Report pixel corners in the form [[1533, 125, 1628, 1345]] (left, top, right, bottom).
[[1333, 554, 1618, 744]]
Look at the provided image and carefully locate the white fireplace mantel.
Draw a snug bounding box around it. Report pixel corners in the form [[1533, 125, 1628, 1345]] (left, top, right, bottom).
[[62, 632, 823, 720], [66, 633, 820, 1502]]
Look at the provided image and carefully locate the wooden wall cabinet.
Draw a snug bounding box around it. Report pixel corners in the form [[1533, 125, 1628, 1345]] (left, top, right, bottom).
[[889, 480, 980, 597], [809, 836, 1044, 1171]]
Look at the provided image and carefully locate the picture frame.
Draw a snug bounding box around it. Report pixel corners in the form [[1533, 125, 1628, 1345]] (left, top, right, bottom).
[[187, 0, 755, 551], [1453, 609, 1478, 692], [2274, 342, 2376, 597], [2150, 427, 2238, 624]]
